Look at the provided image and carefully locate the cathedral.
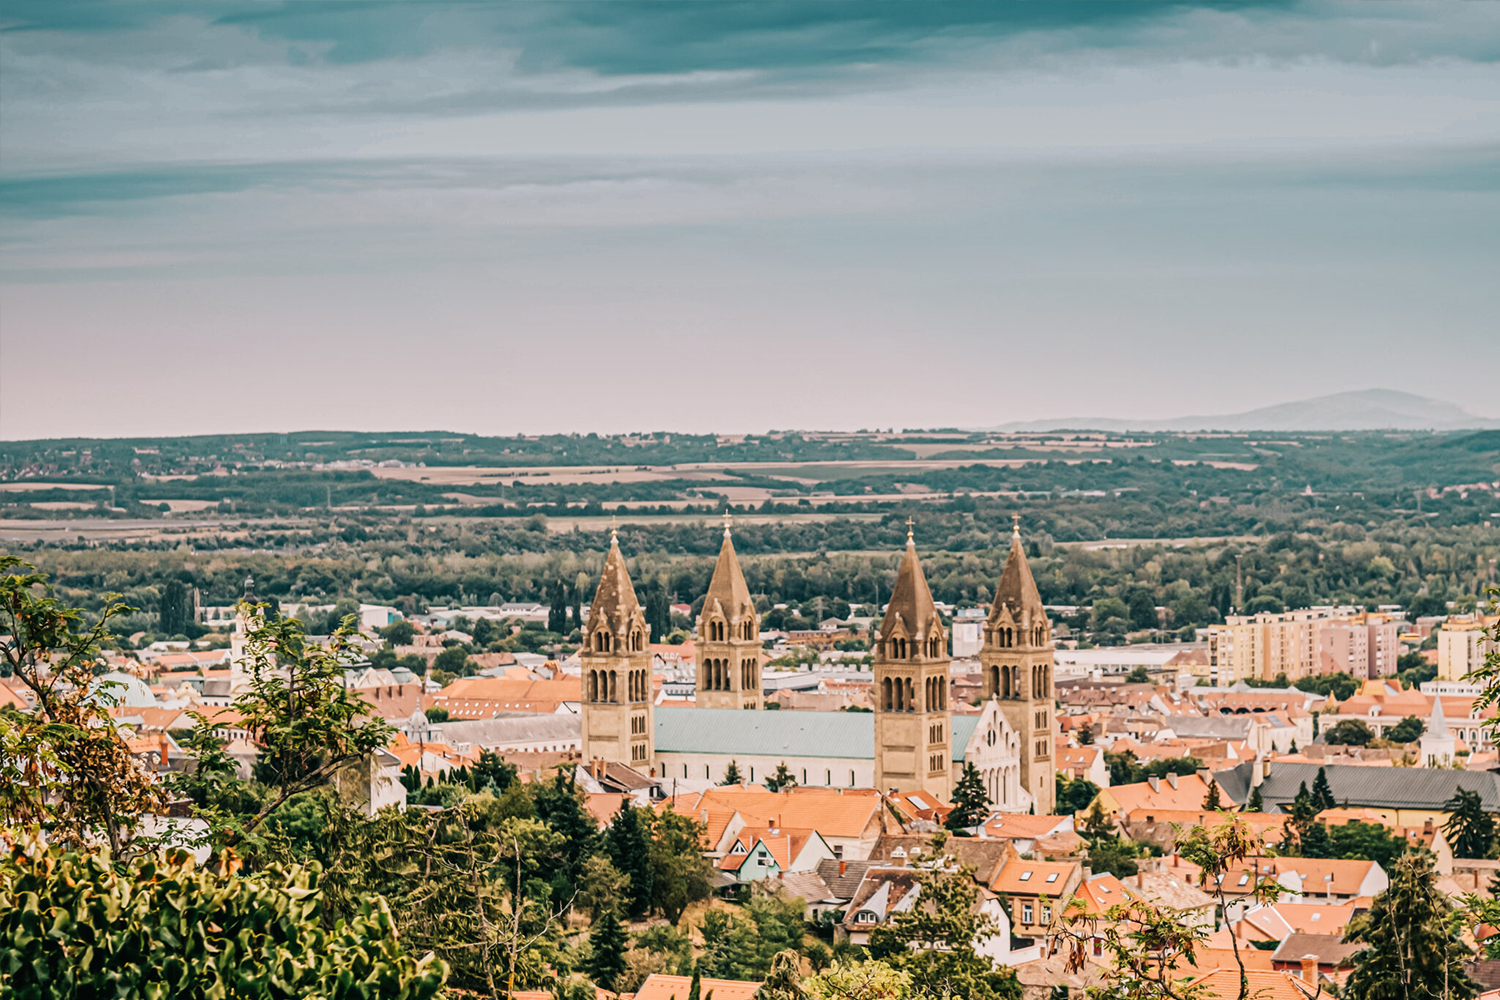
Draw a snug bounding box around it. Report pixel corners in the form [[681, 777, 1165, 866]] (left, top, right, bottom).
[[581, 517, 1056, 811]]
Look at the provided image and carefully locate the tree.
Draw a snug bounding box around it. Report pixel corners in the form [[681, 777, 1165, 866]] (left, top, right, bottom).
[[868, 863, 1021, 1000], [765, 761, 798, 792], [426, 706, 451, 723], [1056, 774, 1101, 815], [381, 619, 416, 645], [1300, 821, 1333, 859], [721, 759, 744, 785], [1284, 781, 1319, 853], [1444, 788, 1497, 860], [1246, 785, 1263, 812], [229, 603, 395, 838], [756, 949, 809, 1000], [583, 903, 630, 993], [947, 762, 991, 831], [1125, 665, 1152, 684], [1311, 766, 1336, 813], [805, 961, 910, 1000], [1076, 726, 1095, 745], [549, 581, 569, 634], [0, 557, 164, 855], [606, 804, 655, 920], [1065, 813, 1285, 1000], [1344, 852, 1477, 1000], [159, 577, 190, 636], [0, 833, 448, 999], [1329, 820, 1412, 870], [1386, 715, 1426, 743], [649, 807, 713, 925], [534, 770, 600, 905], [1324, 718, 1375, 747], [1202, 780, 1222, 811], [433, 644, 473, 676], [576, 856, 631, 921], [1125, 588, 1158, 631], [643, 584, 670, 646]]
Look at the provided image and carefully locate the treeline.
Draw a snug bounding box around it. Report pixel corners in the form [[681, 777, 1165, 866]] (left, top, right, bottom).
[[13, 520, 1497, 641]]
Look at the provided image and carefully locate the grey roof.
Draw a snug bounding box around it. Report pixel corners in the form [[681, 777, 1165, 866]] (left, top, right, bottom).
[[1164, 715, 1256, 740], [817, 858, 878, 900], [432, 714, 581, 747], [1213, 760, 1500, 814], [655, 707, 873, 759]]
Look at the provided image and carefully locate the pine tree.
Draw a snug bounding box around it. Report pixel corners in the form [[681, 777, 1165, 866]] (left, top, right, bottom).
[[946, 762, 991, 832], [1444, 788, 1497, 859], [721, 760, 744, 786], [1311, 766, 1336, 812], [1343, 852, 1477, 1000], [605, 803, 655, 919], [687, 966, 702, 1000], [536, 771, 601, 905], [160, 578, 189, 636], [1284, 781, 1318, 853], [1247, 784, 1264, 812], [1202, 781, 1222, 811], [765, 761, 797, 792], [1300, 822, 1333, 859], [582, 903, 629, 993]]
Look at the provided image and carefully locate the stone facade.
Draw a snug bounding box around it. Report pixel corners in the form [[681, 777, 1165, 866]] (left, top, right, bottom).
[[981, 523, 1057, 815], [873, 525, 952, 800], [581, 529, 655, 767], [696, 519, 763, 710]]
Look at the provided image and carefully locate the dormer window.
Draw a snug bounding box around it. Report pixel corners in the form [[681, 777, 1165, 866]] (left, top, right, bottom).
[[856, 911, 877, 924]]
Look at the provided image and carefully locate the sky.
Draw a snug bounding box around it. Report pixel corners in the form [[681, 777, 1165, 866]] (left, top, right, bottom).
[[1, 2, 1497, 440]]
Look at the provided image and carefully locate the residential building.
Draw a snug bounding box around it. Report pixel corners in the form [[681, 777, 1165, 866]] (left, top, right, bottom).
[[1215, 758, 1500, 827], [1439, 617, 1499, 682]]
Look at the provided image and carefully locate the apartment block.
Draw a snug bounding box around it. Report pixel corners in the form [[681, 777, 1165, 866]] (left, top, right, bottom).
[[1204, 606, 1361, 685], [1437, 617, 1499, 682]]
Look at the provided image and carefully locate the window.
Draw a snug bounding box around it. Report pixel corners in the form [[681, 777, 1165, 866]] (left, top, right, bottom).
[[1237, 874, 1250, 886], [1022, 904, 1033, 924], [683, 764, 688, 778], [856, 911, 877, 924], [849, 770, 856, 787], [1042, 905, 1051, 924], [826, 769, 832, 785], [1019, 871, 1032, 882], [1046, 872, 1058, 883]]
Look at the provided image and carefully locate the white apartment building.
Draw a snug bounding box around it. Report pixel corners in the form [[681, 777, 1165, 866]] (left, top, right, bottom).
[[1437, 618, 1498, 682]]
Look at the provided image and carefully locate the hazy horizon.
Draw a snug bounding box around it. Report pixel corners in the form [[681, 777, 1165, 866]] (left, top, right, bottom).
[[3, 3, 1497, 439]]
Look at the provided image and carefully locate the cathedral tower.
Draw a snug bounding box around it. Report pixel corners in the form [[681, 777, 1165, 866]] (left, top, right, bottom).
[[581, 527, 655, 769], [696, 515, 763, 710], [981, 519, 1056, 814], [873, 522, 952, 800]]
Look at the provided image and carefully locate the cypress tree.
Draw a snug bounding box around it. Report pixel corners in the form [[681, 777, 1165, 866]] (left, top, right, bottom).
[[687, 966, 702, 1000], [548, 581, 568, 634], [1202, 781, 1222, 811], [1247, 784, 1264, 812]]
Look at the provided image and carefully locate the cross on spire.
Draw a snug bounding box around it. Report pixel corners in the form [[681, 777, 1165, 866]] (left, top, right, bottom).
[[610, 513, 618, 544], [1011, 513, 1022, 537], [906, 516, 915, 544], [722, 510, 733, 537]]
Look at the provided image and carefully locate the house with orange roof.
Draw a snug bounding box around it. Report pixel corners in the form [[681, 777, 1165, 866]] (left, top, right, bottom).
[[658, 785, 889, 861], [1239, 900, 1357, 941], [633, 974, 757, 1000], [1086, 771, 1220, 825], [979, 813, 1079, 858], [1182, 967, 1322, 1000], [426, 676, 583, 716], [1322, 681, 1497, 750], [1211, 856, 1388, 913], [887, 789, 950, 825], [717, 826, 835, 883], [1123, 809, 1287, 853], [1055, 738, 1109, 788], [987, 843, 1084, 945]]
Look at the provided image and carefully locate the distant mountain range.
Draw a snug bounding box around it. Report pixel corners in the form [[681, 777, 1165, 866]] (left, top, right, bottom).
[[989, 389, 1500, 433]]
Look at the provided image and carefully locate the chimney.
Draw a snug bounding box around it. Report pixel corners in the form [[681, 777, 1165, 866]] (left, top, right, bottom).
[[1166, 773, 1178, 790], [1136, 871, 1144, 890], [1424, 817, 1434, 835], [1196, 766, 1211, 783], [1300, 955, 1318, 984], [839, 860, 847, 876], [1148, 776, 1160, 793], [158, 733, 169, 766]]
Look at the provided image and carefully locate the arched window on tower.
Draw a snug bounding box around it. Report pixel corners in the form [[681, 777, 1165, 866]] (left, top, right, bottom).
[[882, 677, 893, 711], [905, 678, 915, 713]]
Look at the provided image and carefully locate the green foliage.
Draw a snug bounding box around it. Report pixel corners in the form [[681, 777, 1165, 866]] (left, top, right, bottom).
[[1344, 852, 1477, 1000], [534, 771, 599, 905], [1328, 820, 1414, 870], [1294, 671, 1360, 701], [1201, 780, 1222, 811], [699, 893, 808, 980], [755, 949, 809, 1000], [722, 760, 744, 785], [606, 803, 655, 920], [1444, 788, 1497, 860], [1323, 718, 1375, 747], [0, 835, 447, 999], [1246, 784, 1263, 812], [649, 807, 713, 925], [0, 557, 163, 854], [804, 961, 911, 1000], [1055, 773, 1101, 815], [1310, 766, 1336, 812], [424, 706, 450, 723], [947, 762, 992, 831], [380, 619, 416, 645], [765, 761, 798, 792], [582, 904, 630, 993], [867, 865, 1020, 1000], [1385, 715, 1426, 743], [1103, 750, 1201, 787], [1124, 665, 1151, 684]]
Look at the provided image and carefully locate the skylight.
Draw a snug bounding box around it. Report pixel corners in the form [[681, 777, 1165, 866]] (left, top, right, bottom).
[[1019, 871, 1033, 881], [1046, 873, 1059, 883]]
